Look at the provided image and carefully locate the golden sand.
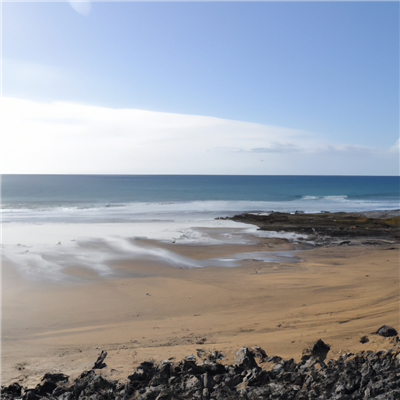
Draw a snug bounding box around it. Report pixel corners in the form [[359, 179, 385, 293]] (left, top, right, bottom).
[[2, 238, 399, 387]]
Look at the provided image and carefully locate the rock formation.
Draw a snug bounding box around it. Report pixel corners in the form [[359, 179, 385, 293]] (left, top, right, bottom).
[[3, 339, 400, 400]]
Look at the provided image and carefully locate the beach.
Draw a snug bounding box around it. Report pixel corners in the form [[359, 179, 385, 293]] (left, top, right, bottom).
[[3, 2, 399, 396], [2, 221, 399, 387], [2, 175, 399, 388]]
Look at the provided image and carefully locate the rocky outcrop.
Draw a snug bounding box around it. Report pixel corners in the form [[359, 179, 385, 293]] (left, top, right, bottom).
[[225, 211, 400, 243], [3, 340, 400, 400]]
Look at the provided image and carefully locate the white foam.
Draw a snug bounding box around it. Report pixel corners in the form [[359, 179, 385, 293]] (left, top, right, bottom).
[[243, 226, 308, 241], [170, 228, 220, 245], [248, 212, 271, 216], [3, 196, 399, 225], [3, 196, 398, 282]]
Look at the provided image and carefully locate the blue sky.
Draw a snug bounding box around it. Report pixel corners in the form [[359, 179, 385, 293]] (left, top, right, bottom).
[[2, 1, 399, 175]]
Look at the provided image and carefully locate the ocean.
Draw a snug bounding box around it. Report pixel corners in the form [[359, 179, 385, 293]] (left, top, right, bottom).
[[2, 174, 399, 216], [2, 175, 399, 281]]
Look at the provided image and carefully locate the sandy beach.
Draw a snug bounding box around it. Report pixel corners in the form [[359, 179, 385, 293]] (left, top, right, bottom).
[[2, 228, 399, 387]]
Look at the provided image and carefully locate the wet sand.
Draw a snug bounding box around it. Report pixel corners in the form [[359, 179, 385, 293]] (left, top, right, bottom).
[[2, 236, 399, 387]]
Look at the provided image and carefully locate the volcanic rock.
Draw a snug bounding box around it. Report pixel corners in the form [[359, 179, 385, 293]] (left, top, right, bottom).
[[234, 347, 260, 371], [3, 343, 400, 400], [311, 338, 331, 361], [376, 325, 398, 337]]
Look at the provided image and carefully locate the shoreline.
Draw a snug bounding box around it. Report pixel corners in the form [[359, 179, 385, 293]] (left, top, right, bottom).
[[2, 210, 399, 389]]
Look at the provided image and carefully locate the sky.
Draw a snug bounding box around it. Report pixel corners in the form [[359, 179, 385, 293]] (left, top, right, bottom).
[[1, 1, 399, 175]]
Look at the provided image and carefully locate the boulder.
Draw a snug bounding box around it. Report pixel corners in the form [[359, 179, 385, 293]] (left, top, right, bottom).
[[376, 325, 398, 337], [34, 381, 57, 396], [234, 347, 259, 371], [248, 346, 268, 362], [311, 339, 331, 361], [1, 383, 22, 397]]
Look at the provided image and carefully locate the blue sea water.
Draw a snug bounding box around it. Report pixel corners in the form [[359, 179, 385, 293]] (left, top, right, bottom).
[[2, 174, 399, 202], [1, 175, 398, 281], [1, 175, 399, 220]]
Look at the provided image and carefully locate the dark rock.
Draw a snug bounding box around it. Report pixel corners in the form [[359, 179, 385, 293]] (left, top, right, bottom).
[[1, 383, 22, 396], [360, 335, 369, 344], [33, 374, 70, 398], [267, 355, 283, 363], [149, 361, 170, 386], [21, 390, 40, 400], [203, 372, 214, 391], [229, 211, 400, 242], [271, 362, 284, 377], [68, 371, 116, 399], [376, 325, 398, 337], [35, 380, 57, 396], [52, 386, 65, 397], [128, 369, 148, 382], [69, 369, 96, 398], [234, 347, 260, 371], [196, 349, 224, 363], [3, 343, 400, 400], [311, 339, 331, 361], [92, 349, 107, 369], [223, 374, 242, 388], [182, 359, 205, 375], [41, 372, 69, 383], [202, 362, 225, 376], [185, 375, 203, 391], [248, 346, 268, 362]]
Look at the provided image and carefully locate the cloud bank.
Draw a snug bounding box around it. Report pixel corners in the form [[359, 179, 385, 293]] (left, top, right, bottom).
[[1, 97, 398, 175]]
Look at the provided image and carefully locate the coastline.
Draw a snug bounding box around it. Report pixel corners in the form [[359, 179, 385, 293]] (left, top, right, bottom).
[[2, 210, 399, 388]]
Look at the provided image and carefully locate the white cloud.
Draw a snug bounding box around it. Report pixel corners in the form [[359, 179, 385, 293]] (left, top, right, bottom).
[[68, 1, 92, 16], [1, 97, 398, 175]]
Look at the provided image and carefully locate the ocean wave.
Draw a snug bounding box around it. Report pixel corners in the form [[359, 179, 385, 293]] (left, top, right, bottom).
[[300, 195, 348, 201], [2, 196, 399, 224]]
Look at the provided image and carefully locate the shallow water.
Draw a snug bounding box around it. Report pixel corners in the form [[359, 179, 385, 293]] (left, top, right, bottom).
[[1, 220, 305, 282], [2, 175, 398, 282]]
